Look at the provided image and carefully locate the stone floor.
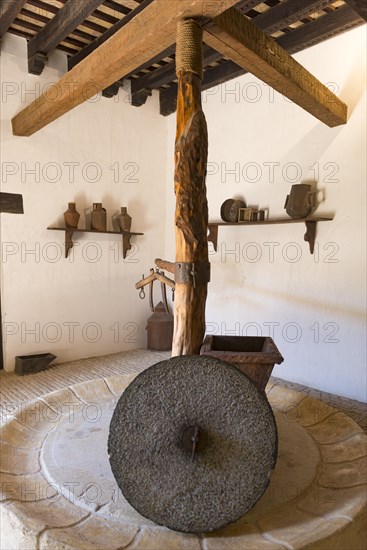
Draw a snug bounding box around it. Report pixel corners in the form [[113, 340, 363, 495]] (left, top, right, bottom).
[[0, 350, 366, 549]]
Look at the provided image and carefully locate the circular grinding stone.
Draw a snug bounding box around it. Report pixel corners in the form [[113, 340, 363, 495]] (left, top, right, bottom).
[[108, 355, 277, 533]]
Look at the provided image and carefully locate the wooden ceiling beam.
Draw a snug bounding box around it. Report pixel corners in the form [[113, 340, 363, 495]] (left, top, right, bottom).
[[12, 0, 240, 136], [344, 0, 367, 21], [27, 0, 105, 75], [203, 7, 348, 127], [0, 0, 27, 40]]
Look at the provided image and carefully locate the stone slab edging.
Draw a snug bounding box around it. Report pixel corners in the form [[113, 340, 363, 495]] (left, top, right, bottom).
[[0, 374, 366, 550]]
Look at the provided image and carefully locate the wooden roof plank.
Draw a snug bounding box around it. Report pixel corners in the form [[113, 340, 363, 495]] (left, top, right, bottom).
[[203, 7, 348, 127], [12, 0, 240, 136], [0, 0, 27, 39]]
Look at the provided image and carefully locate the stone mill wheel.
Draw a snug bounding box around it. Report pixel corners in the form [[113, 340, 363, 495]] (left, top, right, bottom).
[[108, 355, 278, 533]]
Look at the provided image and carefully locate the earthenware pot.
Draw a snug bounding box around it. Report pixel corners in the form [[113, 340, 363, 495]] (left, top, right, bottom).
[[91, 203, 107, 231], [63, 202, 80, 229], [118, 207, 132, 232]]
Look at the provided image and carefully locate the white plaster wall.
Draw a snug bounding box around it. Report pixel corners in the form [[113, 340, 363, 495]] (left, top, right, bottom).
[[1, 34, 168, 371], [165, 26, 367, 402]]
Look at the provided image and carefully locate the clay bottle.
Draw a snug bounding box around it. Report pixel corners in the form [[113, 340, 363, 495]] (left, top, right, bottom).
[[64, 202, 80, 229], [118, 207, 132, 232], [91, 203, 107, 231]]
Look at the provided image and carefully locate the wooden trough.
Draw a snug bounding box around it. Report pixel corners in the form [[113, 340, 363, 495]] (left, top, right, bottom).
[[201, 335, 284, 392]]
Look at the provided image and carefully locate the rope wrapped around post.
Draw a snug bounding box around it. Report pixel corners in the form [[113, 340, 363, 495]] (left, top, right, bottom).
[[176, 19, 203, 79]]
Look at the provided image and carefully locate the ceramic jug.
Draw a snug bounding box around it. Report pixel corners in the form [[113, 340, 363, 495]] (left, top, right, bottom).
[[118, 207, 132, 232], [284, 184, 315, 219], [91, 203, 107, 231], [64, 202, 80, 229]]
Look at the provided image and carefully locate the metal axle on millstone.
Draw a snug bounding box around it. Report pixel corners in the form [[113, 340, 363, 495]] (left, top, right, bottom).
[[182, 425, 207, 461]]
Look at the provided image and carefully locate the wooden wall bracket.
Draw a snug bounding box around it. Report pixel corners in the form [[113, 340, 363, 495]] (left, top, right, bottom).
[[304, 220, 317, 254], [208, 216, 333, 255], [47, 227, 144, 259]]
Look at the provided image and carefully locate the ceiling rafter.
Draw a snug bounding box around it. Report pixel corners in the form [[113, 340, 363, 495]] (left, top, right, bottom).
[[67, 0, 154, 71], [0, 0, 27, 40], [277, 3, 363, 52], [253, 0, 334, 33], [27, 0, 106, 75]]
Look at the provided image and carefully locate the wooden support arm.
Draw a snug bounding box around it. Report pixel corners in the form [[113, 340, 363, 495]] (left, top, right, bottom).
[[155, 258, 175, 273], [156, 272, 176, 289]]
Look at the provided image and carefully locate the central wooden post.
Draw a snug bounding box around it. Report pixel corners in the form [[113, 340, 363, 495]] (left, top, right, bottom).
[[172, 19, 209, 356]]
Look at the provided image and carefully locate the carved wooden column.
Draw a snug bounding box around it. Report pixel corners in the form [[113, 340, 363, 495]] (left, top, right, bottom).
[[172, 19, 210, 356]]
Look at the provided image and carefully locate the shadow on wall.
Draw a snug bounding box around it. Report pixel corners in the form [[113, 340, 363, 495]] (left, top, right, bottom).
[[278, 47, 366, 175], [341, 45, 367, 115]]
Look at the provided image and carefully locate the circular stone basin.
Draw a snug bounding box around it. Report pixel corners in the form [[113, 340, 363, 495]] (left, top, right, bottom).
[[1, 375, 366, 550]]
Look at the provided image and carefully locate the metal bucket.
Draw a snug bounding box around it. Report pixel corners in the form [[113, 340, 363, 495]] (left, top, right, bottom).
[[146, 301, 173, 351]]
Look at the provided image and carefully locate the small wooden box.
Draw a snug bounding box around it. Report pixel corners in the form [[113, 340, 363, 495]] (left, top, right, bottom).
[[15, 353, 56, 375]]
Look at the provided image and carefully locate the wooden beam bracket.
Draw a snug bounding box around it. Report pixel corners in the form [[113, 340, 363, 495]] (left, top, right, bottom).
[[28, 51, 48, 76], [304, 220, 317, 255], [207, 224, 219, 252], [131, 89, 152, 107], [102, 82, 121, 98]]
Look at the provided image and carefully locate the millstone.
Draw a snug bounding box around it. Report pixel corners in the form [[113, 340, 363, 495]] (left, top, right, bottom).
[[108, 355, 277, 533]]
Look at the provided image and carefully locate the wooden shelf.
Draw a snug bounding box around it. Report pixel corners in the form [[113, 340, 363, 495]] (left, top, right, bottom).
[[208, 216, 334, 255], [47, 227, 144, 259]]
